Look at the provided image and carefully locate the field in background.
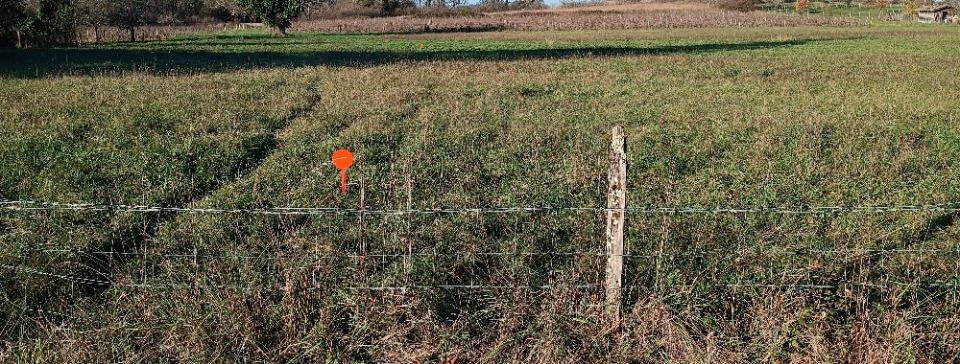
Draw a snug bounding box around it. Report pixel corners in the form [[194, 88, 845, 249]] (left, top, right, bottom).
[[290, 1, 855, 33], [3, 24, 960, 362], [72, 1, 861, 44]]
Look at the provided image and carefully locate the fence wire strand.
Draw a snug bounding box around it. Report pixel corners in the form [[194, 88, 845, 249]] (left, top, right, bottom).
[[14, 246, 960, 262], [5, 200, 960, 215], [15, 248, 609, 260], [4, 261, 959, 292]]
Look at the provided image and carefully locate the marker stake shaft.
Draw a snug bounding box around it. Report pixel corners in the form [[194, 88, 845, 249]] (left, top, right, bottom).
[[331, 149, 355, 196]]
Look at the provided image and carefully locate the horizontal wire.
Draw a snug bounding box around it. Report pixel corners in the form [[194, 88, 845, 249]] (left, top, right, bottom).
[[4, 262, 959, 292], [1, 262, 601, 290], [4, 200, 960, 215], [806, 248, 960, 254], [16, 248, 607, 261], [15, 245, 960, 262], [343, 284, 602, 291], [1, 263, 113, 286], [625, 247, 960, 258]]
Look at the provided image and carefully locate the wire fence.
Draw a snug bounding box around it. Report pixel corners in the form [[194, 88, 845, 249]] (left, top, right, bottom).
[[3, 198, 960, 294], [5, 199, 960, 215], [4, 261, 960, 292]]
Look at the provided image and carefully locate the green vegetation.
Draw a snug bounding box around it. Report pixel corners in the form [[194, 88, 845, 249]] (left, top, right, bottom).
[[2, 25, 960, 361], [237, 0, 304, 36]]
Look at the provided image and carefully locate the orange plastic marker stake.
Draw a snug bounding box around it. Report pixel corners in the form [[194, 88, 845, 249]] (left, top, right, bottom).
[[331, 149, 354, 195]]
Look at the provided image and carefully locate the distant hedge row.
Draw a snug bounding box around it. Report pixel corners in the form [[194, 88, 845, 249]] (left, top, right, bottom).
[[0, 0, 547, 47]]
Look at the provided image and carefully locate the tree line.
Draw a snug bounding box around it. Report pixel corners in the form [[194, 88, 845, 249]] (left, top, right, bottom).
[[0, 0, 544, 47], [1, 0, 242, 46]]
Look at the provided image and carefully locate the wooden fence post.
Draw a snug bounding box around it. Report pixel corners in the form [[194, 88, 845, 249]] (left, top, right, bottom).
[[605, 126, 626, 323]]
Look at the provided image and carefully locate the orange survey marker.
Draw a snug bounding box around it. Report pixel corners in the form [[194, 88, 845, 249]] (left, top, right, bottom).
[[331, 149, 354, 195]]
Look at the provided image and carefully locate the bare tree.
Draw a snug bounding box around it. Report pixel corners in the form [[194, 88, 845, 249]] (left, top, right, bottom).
[[75, 0, 111, 43], [109, 0, 159, 42]]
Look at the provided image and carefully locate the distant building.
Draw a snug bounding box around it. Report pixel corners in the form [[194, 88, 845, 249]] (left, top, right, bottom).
[[918, 5, 957, 23]]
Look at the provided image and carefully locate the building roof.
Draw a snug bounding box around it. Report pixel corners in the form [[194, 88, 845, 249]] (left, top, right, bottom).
[[918, 5, 956, 12]]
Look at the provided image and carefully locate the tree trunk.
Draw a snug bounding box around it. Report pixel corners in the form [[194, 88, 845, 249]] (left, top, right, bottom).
[[277, 26, 287, 37], [128, 26, 136, 42], [16, 29, 22, 48], [94, 25, 100, 44]]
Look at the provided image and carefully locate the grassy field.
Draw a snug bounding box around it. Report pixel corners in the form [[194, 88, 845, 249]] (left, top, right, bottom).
[[67, 2, 855, 44], [2, 23, 960, 362]]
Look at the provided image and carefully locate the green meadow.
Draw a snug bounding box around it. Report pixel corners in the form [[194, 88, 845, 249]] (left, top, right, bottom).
[[2, 24, 960, 361]]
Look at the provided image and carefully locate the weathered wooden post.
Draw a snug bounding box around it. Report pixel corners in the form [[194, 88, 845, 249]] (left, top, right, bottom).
[[605, 126, 626, 324]]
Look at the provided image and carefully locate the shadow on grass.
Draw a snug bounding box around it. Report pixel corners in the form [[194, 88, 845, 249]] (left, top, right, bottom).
[[0, 37, 823, 78]]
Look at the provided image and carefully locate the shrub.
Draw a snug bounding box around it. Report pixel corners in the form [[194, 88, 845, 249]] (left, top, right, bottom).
[[21, 0, 76, 46], [715, 0, 757, 12], [903, 0, 919, 20], [380, 0, 415, 15], [207, 6, 235, 22], [236, 0, 303, 36]]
